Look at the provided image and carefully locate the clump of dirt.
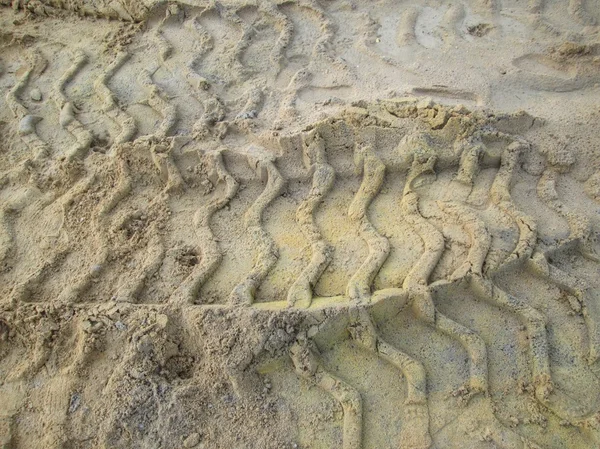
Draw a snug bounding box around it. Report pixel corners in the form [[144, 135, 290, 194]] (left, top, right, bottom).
[[553, 41, 593, 57], [467, 23, 493, 37]]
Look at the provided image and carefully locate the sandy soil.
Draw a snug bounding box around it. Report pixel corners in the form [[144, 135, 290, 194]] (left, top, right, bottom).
[[1, 1, 600, 448]]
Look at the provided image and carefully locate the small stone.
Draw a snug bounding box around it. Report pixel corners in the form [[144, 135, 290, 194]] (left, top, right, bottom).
[[307, 326, 319, 338], [107, 306, 120, 320], [30, 88, 42, 101], [417, 97, 434, 109], [183, 432, 201, 448], [68, 393, 81, 413], [452, 104, 470, 114], [156, 313, 169, 328], [236, 110, 257, 120], [18, 115, 42, 136], [59, 102, 76, 127], [136, 335, 153, 355]]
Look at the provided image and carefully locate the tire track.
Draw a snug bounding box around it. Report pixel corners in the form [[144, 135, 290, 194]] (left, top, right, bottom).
[[454, 138, 484, 186], [273, 0, 348, 121], [432, 136, 597, 424], [346, 144, 390, 303], [215, 3, 255, 79], [189, 37, 263, 127], [396, 6, 419, 47], [259, 0, 293, 74], [2, 26, 600, 443], [274, 0, 337, 65], [137, 65, 177, 140], [185, 12, 215, 91], [401, 189, 489, 398], [94, 51, 137, 145], [0, 206, 14, 270], [53, 146, 138, 305], [4, 305, 57, 382], [533, 165, 600, 365], [155, 13, 217, 131], [465, 142, 598, 424], [488, 141, 537, 272], [537, 167, 597, 261], [230, 146, 285, 305], [154, 28, 173, 64], [51, 49, 93, 161], [348, 307, 432, 449], [2, 52, 49, 271], [12, 173, 96, 304], [569, 0, 596, 25], [436, 200, 491, 280], [172, 12, 229, 135], [355, 13, 401, 68], [287, 130, 335, 308], [437, 201, 564, 441], [210, 5, 266, 121], [111, 139, 185, 302], [528, 252, 600, 366], [114, 224, 164, 303], [294, 0, 337, 64], [5, 51, 50, 162], [54, 175, 109, 305], [437, 3, 465, 45], [290, 340, 363, 449], [171, 148, 239, 305]]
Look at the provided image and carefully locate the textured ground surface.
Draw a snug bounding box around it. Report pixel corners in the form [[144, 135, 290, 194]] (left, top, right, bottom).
[[1, 1, 600, 448]]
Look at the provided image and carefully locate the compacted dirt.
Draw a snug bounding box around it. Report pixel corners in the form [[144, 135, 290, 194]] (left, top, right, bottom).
[[1, 1, 600, 448]]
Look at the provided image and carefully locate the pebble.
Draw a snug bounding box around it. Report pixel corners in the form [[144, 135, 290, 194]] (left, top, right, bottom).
[[236, 109, 257, 120], [417, 97, 434, 109], [30, 88, 42, 101], [81, 319, 93, 331], [156, 313, 169, 328], [183, 432, 201, 448], [59, 102, 76, 127], [307, 326, 319, 338], [18, 115, 41, 136], [68, 393, 81, 413]]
